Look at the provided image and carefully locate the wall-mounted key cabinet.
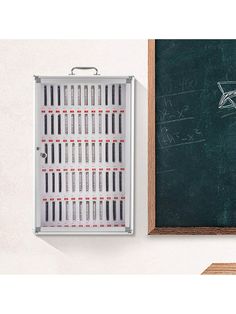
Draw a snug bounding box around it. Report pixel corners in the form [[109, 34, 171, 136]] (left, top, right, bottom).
[[34, 74, 135, 235]]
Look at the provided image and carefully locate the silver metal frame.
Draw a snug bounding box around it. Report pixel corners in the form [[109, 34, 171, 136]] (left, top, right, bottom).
[[33, 75, 135, 235]]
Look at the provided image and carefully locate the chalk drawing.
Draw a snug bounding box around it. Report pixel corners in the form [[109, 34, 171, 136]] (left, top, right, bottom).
[[218, 81, 236, 109]]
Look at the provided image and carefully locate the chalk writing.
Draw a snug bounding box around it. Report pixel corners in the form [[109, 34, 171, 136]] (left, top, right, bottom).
[[159, 75, 200, 96], [158, 97, 192, 123], [158, 126, 205, 149]]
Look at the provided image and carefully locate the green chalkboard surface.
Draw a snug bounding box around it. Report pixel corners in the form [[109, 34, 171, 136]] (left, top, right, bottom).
[[156, 40, 236, 229]]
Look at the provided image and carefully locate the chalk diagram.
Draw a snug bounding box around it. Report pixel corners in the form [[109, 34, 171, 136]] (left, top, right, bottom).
[[218, 81, 236, 109]]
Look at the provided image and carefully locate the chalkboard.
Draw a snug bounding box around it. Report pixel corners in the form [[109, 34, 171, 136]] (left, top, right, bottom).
[[148, 39, 236, 234]]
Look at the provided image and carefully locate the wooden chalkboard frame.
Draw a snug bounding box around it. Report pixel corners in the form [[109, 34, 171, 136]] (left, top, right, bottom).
[[148, 39, 236, 235]]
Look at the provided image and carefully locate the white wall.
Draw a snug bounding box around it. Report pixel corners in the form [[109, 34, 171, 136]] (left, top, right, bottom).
[[0, 40, 234, 274]]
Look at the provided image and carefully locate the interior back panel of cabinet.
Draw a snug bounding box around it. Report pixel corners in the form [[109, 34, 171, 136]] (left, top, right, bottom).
[[35, 77, 134, 234]]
